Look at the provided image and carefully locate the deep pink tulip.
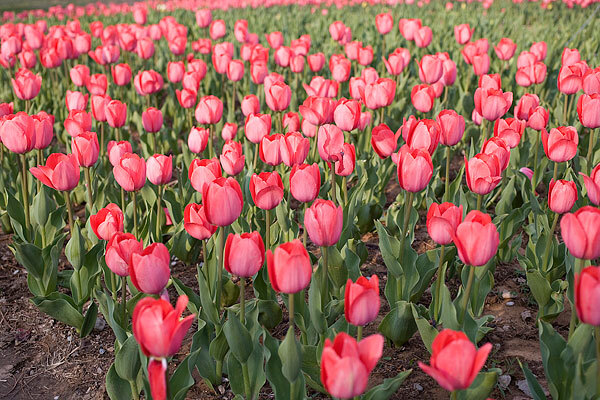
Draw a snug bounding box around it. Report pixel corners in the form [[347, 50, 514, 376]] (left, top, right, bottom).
[[184, 203, 216, 240], [90, 203, 124, 241], [130, 243, 170, 294], [267, 239, 312, 294], [30, 153, 80, 191], [113, 153, 146, 191], [250, 172, 284, 210], [224, 232, 265, 277], [452, 210, 499, 266]]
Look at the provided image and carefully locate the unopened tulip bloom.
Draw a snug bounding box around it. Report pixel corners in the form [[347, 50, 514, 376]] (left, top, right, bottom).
[[134, 70, 163, 96], [427, 203, 463, 246], [113, 153, 146, 191], [334, 143, 356, 177], [334, 99, 361, 132], [304, 199, 343, 247], [474, 88, 513, 121], [267, 239, 312, 294], [259, 134, 284, 166], [494, 38, 517, 60], [418, 55, 443, 84], [221, 123, 237, 141], [111, 63, 131, 86], [290, 163, 321, 203], [105, 100, 127, 128], [70, 64, 90, 87], [250, 172, 284, 210], [330, 55, 352, 82], [265, 81, 291, 112], [107, 141, 132, 167], [453, 210, 499, 266], [209, 20, 226, 40], [0, 112, 34, 154], [318, 124, 344, 162], [560, 206, 600, 260], [345, 275, 380, 326], [283, 112, 300, 132], [105, 232, 142, 276], [167, 61, 185, 83], [245, 113, 271, 144], [147, 155, 172, 186], [401, 116, 441, 155], [419, 329, 492, 391], [12, 68, 41, 100], [493, 118, 526, 148], [454, 24, 473, 45], [437, 110, 465, 146], [371, 124, 399, 159], [541, 126, 578, 162], [32, 112, 53, 150], [176, 88, 197, 109], [281, 131, 309, 167], [241, 95, 260, 117], [548, 179, 577, 214], [465, 153, 502, 195], [142, 108, 163, 133], [220, 140, 245, 176], [30, 153, 80, 191], [481, 137, 510, 171], [91, 94, 110, 122], [64, 110, 92, 137], [71, 131, 99, 167], [396, 145, 433, 193], [530, 42, 547, 61], [514, 94, 540, 121], [575, 266, 600, 326], [383, 48, 410, 75], [90, 203, 124, 241], [558, 62, 587, 95], [320, 332, 383, 399], [130, 243, 170, 294], [188, 158, 221, 193], [308, 53, 326, 72], [195, 95, 223, 125], [581, 164, 600, 205], [202, 177, 243, 226], [583, 68, 600, 95], [196, 9, 212, 28], [86, 73, 108, 95], [478, 74, 502, 90], [376, 13, 393, 35], [224, 232, 265, 277], [300, 96, 335, 126], [363, 78, 396, 109], [528, 106, 549, 131], [65, 90, 88, 111], [411, 84, 435, 113], [414, 26, 433, 48], [577, 94, 600, 129], [184, 203, 216, 240]]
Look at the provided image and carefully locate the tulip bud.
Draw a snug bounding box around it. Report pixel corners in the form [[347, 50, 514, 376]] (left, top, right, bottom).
[[344, 275, 380, 326], [452, 210, 499, 266], [184, 203, 216, 240], [202, 177, 243, 226], [113, 153, 146, 191], [130, 242, 170, 294], [396, 145, 433, 193], [30, 153, 80, 191], [560, 206, 600, 260], [575, 266, 600, 326], [105, 232, 142, 276], [250, 172, 284, 210], [142, 107, 163, 133], [147, 154, 172, 186], [90, 203, 124, 241], [224, 232, 265, 277], [290, 163, 321, 203], [267, 239, 312, 294], [427, 202, 463, 246]]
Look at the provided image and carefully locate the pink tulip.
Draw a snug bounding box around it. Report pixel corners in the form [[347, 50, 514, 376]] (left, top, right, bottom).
[[30, 153, 80, 191]]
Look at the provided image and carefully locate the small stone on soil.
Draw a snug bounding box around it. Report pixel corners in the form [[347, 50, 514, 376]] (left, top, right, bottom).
[[517, 379, 533, 397], [413, 383, 423, 391], [94, 316, 106, 332], [506, 301, 515, 306], [498, 374, 511, 389]]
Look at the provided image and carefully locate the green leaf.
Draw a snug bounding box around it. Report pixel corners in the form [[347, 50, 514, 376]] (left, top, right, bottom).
[[363, 370, 412, 400], [278, 327, 302, 383], [80, 301, 98, 338], [518, 360, 548, 400], [115, 335, 141, 382], [457, 370, 498, 400], [170, 330, 203, 400], [106, 363, 133, 400], [31, 292, 83, 329], [12, 242, 43, 279], [209, 329, 229, 363], [197, 270, 220, 326], [65, 221, 85, 270], [378, 301, 417, 347], [411, 304, 438, 353], [223, 312, 253, 364]]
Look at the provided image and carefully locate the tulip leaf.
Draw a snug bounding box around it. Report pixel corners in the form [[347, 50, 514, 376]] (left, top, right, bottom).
[[172, 276, 201, 315], [65, 221, 85, 270], [6, 189, 28, 242], [106, 363, 133, 400], [457, 370, 499, 400], [31, 292, 83, 329], [114, 335, 141, 382], [80, 301, 98, 338], [300, 345, 325, 393], [223, 312, 253, 364], [194, 325, 219, 387], [169, 330, 203, 400], [518, 360, 550, 400], [264, 331, 306, 400], [209, 328, 230, 363], [278, 327, 302, 383], [308, 280, 326, 335], [225, 329, 266, 400], [378, 301, 417, 347], [257, 299, 282, 330], [197, 269, 220, 326], [363, 369, 412, 400], [411, 304, 438, 353], [31, 187, 54, 228], [11, 242, 43, 280]]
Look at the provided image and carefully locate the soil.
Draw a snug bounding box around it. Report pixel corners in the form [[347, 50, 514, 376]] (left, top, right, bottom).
[[0, 181, 561, 400]]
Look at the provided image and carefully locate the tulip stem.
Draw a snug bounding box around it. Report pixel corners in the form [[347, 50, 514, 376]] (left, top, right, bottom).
[[330, 163, 336, 204], [444, 146, 451, 202], [240, 277, 246, 325], [64, 191, 74, 235], [476, 194, 483, 212], [451, 391, 458, 400], [587, 128, 596, 172], [568, 258, 586, 339], [208, 124, 214, 159], [310, 125, 319, 163], [595, 326, 600, 398], [115, 127, 120, 142], [265, 209, 271, 250], [129, 379, 139, 400], [156, 185, 163, 242], [541, 213, 559, 274], [563, 94, 569, 125], [379, 107, 385, 125], [302, 203, 308, 248], [321, 246, 329, 306], [100, 123, 105, 156], [242, 362, 252, 400], [120, 188, 126, 216], [216, 226, 226, 316], [342, 176, 348, 207], [19, 154, 30, 233], [121, 276, 127, 327], [433, 245, 446, 323], [460, 265, 476, 326], [532, 130, 540, 190], [84, 167, 94, 215], [552, 161, 559, 183], [110, 272, 118, 301], [288, 292, 294, 330], [132, 191, 138, 238], [36, 150, 42, 192], [480, 119, 488, 148], [357, 325, 363, 342]]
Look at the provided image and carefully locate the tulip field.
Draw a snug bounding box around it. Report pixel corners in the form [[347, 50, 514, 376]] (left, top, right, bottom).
[[1, 0, 600, 398]]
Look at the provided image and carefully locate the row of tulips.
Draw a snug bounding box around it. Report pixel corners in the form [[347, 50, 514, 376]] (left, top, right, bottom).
[[0, 1, 600, 400]]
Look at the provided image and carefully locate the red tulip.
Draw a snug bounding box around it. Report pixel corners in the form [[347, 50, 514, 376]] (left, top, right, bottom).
[[478, 74, 502, 90], [105, 232, 142, 276], [474, 55, 491, 76], [290, 163, 321, 203], [465, 153, 502, 195], [30, 153, 80, 191], [493, 118, 525, 148], [184, 203, 216, 240], [334, 98, 361, 132], [399, 18, 422, 41], [71, 131, 99, 167], [371, 124, 399, 159], [418, 329, 492, 391], [401, 116, 441, 155], [132, 294, 195, 358], [583, 67, 600, 95], [189, 158, 221, 193], [196, 9, 212, 28], [383, 48, 410, 75], [65, 90, 88, 112], [329, 54, 351, 82], [454, 24, 473, 45], [105, 100, 127, 128], [250, 172, 284, 210], [113, 153, 146, 191], [90, 203, 124, 241], [265, 31, 283, 49], [64, 110, 92, 137], [363, 78, 396, 109], [527, 106, 549, 131], [427, 202, 463, 246], [142, 107, 163, 133], [318, 124, 344, 162], [548, 179, 577, 214], [308, 52, 325, 72], [376, 13, 393, 35], [167, 61, 185, 83], [283, 112, 300, 133], [86, 73, 108, 95], [176, 88, 197, 109], [453, 210, 499, 266], [227, 60, 244, 82], [241, 95, 260, 117], [300, 96, 335, 126], [414, 26, 433, 48], [334, 142, 356, 177], [245, 113, 271, 144], [494, 38, 516, 60], [481, 137, 510, 171], [265, 81, 291, 112], [250, 62, 268, 85], [220, 140, 245, 176], [541, 126, 579, 162], [0, 112, 34, 154], [130, 242, 170, 294], [411, 84, 435, 113], [304, 76, 339, 98], [259, 134, 284, 166], [267, 239, 312, 294], [560, 206, 600, 260], [436, 110, 465, 146], [111, 63, 131, 86], [107, 140, 132, 167], [396, 145, 433, 193], [195, 95, 223, 125], [344, 275, 380, 326], [558, 62, 587, 95], [575, 266, 600, 326], [581, 163, 600, 205], [304, 199, 343, 247], [134, 70, 163, 96], [418, 55, 443, 84], [12, 68, 41, 100], [224, 232, 265, 277], [202, 177, 244, 226], [474, 88, 512, 121], [209, 20, 226, 40], [220, 123, 237, 141], [320, 332, 383, 399], [530, 42, 547, 61], [562, 47, 581, 67], [91, 94, 110, 122], [0, 102, 13, 117], [514, 93, 540, 121], [577, 94, 600, 129], [281, 131, 309, 167]]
